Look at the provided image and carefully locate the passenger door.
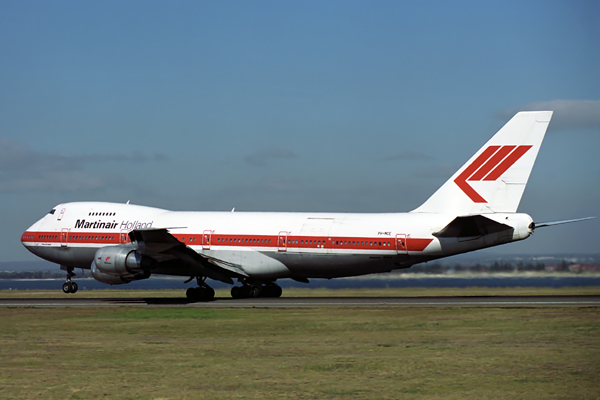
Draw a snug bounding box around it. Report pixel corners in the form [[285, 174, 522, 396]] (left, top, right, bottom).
[[278, 232, 288, 252], [396, 234, 407, 255]]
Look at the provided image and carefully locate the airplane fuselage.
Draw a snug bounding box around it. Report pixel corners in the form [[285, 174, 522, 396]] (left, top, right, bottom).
[[22, 201, 533, 281]]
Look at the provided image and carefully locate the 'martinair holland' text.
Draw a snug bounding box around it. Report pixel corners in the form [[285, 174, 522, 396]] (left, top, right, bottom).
[[74, 220, 154, 230]]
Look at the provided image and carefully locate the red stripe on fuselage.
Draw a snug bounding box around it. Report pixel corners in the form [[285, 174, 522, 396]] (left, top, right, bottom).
[[21, 231, 434, 252]]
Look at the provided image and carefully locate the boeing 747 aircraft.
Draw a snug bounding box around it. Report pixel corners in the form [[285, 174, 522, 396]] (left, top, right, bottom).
[[21, 111, 590, 300]]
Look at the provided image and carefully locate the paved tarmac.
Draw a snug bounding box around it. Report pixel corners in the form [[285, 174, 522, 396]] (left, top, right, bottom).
[[1, 295, 599, 308]]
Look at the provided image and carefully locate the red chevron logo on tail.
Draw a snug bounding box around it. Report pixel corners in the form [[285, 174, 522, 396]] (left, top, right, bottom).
[[454, 145, 532, 203]]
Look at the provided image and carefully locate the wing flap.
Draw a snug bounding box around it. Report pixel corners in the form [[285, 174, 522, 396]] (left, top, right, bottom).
[[204, 256, 249, 278]]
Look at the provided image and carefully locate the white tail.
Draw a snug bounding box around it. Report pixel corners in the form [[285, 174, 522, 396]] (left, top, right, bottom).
[[412, 111, 553, 215]]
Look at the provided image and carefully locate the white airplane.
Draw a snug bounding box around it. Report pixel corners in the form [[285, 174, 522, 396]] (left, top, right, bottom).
[[20, 111, 591, 300]]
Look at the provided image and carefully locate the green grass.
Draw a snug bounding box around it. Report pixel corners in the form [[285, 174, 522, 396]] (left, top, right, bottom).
[[0, 288, 599, 399]]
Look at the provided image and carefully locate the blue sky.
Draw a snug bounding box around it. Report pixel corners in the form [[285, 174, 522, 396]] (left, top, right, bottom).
[[1, 0, 599, 262]]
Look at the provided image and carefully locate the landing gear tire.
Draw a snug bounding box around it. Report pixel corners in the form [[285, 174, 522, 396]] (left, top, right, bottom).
[[204, 286, 215, 300], [62, 281, 78, 294], [263, 284, 282, 298], [231, 283, 282, 299], [231, 285, 252, 299], [186, 286, 215, 301], [231, 286, 242, 299], [185, 276, 215, 301], [62, 267, 77, 294], [186, 287, 195, 299], [250, 286, 262, 298]]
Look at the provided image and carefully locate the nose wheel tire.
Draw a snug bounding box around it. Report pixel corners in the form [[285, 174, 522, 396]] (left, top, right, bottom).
[[62, 267, 78, 294], [62, 281, 78, 294]]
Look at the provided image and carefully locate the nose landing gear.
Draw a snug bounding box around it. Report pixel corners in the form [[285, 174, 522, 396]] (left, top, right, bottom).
[[62, 267, 78, 294]]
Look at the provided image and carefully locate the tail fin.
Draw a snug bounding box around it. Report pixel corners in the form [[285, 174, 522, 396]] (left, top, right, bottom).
[[411, 111, 553, 215]]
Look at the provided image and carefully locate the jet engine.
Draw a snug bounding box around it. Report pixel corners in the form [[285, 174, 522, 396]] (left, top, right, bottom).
[[91, 246, 153, 285]]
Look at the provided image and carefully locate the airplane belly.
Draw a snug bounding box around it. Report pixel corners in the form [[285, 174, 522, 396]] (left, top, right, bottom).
[[203, 249, 291, 279], [242, 251, 291, 278], [272, 252, 410, 279], [26, 245, 96, 269]]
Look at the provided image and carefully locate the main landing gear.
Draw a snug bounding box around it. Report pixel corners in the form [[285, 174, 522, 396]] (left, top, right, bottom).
[[62, 267, 78, 294], [185, 276, 215, 301], [230, 282, 282, 299], [184, 278, 283, 300]]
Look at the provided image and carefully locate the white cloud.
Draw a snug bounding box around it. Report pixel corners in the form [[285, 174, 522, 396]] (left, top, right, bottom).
[[501, 99, 600, 131]]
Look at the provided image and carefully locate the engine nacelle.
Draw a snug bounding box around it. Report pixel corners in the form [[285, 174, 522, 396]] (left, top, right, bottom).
[[92, 246, 152, 285], [91, 264, 137, 285]]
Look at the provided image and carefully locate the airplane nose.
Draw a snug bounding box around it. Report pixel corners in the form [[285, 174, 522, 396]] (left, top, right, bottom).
[[22, 227, 35, 247], [22, 219, 43, 247]]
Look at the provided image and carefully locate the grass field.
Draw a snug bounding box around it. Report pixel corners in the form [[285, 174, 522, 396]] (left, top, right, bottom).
[[1, 287, 599, 399]]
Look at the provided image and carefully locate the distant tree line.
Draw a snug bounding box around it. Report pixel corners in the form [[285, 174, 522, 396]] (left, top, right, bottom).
[[400, 261, 556, 274], [0, 271, 90, 279]]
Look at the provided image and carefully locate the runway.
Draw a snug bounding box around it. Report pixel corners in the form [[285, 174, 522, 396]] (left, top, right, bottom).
[[1, 295, 599, 308]]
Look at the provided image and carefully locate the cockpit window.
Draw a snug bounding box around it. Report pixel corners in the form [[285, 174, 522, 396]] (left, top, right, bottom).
[[48, 209, 56, 215]]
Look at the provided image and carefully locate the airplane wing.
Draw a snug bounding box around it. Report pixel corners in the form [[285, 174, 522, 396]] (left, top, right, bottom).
[[128, 228, 248, 284]]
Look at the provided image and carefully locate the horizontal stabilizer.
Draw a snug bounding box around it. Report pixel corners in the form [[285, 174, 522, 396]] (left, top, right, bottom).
[[433, 215, 513, 238]]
